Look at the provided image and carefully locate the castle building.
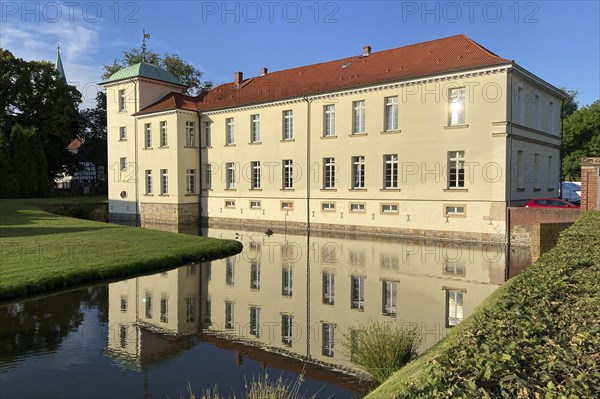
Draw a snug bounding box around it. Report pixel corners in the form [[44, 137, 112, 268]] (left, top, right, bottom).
[[101, 34, 565, 241]]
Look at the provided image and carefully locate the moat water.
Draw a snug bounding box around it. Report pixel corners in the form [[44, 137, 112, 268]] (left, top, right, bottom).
[[0, 228, 531, 398]]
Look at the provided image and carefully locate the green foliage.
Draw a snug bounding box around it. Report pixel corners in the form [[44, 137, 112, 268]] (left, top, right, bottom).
[[344, 321, 421, 384], [79, 91, 108, 172], [0, 128, 18, 197], [560, 87, 578, 119], [7, 124, 49, 198], [0, 198, 243, 301], [369, 212, 600, 398], [561, 100, 600, 179], [191, 373, 316, 399]]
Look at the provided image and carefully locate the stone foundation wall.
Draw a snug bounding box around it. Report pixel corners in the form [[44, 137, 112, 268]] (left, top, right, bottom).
[[140, 203, 200, 233], [108, 212, 139, 226]]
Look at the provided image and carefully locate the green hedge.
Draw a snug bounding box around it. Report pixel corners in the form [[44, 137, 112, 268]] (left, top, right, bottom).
[[370, 211, 600, 398]]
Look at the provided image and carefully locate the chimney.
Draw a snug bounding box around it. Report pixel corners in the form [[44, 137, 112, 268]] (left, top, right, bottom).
[[363, 45, 372, 56], [260, 67, 268, 76], [234, 71, 243, 85]]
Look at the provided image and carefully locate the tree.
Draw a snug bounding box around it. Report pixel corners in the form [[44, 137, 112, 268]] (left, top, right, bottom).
[[0, 129, 18, 197], [560, 88, 578, 119], [8, 124, 50, 197], [102, 48, 213, 95], [561, 100, 600, 180], [79, 91, 107, 169]]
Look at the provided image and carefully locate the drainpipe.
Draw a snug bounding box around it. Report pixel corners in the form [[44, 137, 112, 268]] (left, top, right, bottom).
[[303, 95, 312, 359], [505, 68, 513, 280], [131, 79, 140, 227], [559, 98, 565, 199]]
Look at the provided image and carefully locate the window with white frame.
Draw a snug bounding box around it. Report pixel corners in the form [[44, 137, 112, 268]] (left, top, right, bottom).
[[185, 297, 196, 323], [448, 87, 465, 126], [249, 307, 260, 337], [225, 200, 235, 208], [384, 154, 398, 189], [352, 156, 365, 189], [225, 301, 234, 329], [120, 296, 128, 312], [204, 121, 212, 147], [321, 202, 335, 212], [448, 151, 465, 188], [547, 156, 553, 188], [382, 280, 397, 316], [281, 201, 294, 211], [516, 150, 524, 189], [160, 295, 168, 323], [160, 121, 168, 147], [226, 162, 235, 189], [446, 205, 465, 216], [381, 203, 398, 214], [534, 94, 541, 130], [251, 114, 260, 143], [225, 258, 234, 286], [517, 86, 525, 125], [282, 263, 292, 296], [145, 170, 152, 194], [186, 169, 196, 194], [250, 261, 260, 290], [350, 202, 366, 213], [186, 121, 196, 147], [250, 200, 261, 209], [446, 289, 464, 327], [160, 169, 168, 195], [324, 104, 335, 136], [283, 110, 293, 140], [144, 292, 152, 319], [322, 323, 335, 357], [119, 325, 128, 348], [534, 153, 540, 188], [353, 100, 366, 134], [204, 163, 212, 189], [351, 276, 365, 310], [283, 159, 293, 189], [120, 157, 127, 171], [251, 161, 261, 189], [281, 314, 293, 346], [118, 89, 126, 112], [144, 123, 152, 148], [385, 96, 399, 131], [548, 101, 555, 134], [119, 126, 127, 140], [323, 157, 336, 189], [322, 271, 334, 305], [226, 117, 234, 144]]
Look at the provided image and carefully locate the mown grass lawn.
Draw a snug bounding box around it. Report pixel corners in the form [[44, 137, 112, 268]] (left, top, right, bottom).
[[0, 198, 242, 301]]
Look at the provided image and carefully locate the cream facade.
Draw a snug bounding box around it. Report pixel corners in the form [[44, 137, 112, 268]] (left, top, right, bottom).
[[102, 36, 564, 241]]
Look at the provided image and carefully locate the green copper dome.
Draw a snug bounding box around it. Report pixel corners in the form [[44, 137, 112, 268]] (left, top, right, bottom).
[[104, 62, 184, 86]]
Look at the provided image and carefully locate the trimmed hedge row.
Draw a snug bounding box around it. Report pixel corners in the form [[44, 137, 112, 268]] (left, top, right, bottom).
[[372, 211, 600, 398]]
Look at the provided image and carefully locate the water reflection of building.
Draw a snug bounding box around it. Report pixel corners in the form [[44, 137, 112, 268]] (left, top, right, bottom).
[[106, 265, 207, 367], [204, 229, 505, 373]]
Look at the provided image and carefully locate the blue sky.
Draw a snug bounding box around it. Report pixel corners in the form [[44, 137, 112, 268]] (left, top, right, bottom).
[[1, 1, 598, 109]]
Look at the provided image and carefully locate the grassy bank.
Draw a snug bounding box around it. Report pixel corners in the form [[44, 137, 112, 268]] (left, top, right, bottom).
[[368, 211, 600, 398], [0, 198, 242, 301]]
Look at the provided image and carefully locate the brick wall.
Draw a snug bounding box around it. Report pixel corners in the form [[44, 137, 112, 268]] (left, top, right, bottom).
[[580, 158, 600, 210], [531, 222, 573, 261], [509, 207, 580, 249]]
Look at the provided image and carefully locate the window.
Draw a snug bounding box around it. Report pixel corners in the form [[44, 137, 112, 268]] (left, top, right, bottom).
[[349, 250, 367, 268], [547, 156, 553, 188], [350, 203, 366, 213], [186, 169, 196, 194], [516, 150, 524, 189], [160, 295, 168, 323], [225, 258, 234, 286], [251, 161, 261, 189], [185, 297, 196, 323], [283, 110, 293, 140], [204, 164, 212, 189], [143, 123, 152, 148], [448, 87, 465, 125], [446, 289, 464, 327], [250, 200, 261, 209], [444, 260, 465, 276], [226, 118, 234, 144], [118, 89, 126, 112], [322, 323, 335, 357], [249, 307, 260, 337], [385, 96, 399, 131], [283, 160, 294, 189], [445, 205, 465, 216], [353, 100, 366, 134], [145, 170, 152, 194], [226, 162, 235, 189], [250, 261, 260, 290], [448, 151, 465, 188], [380, 253, 399, 270], [351, 276, 365, 310], [323, 157, 336, 189], [282, 264, 292, 296], [119, 126, 127, 140], [160, 169, 168, 195], [204, 121, 212, 147], [160, 121, 168, 147], [324, 104, 335, 136], [548, 101, 555, 134], [382, 281, 397, 316], [145, 292, 153, 319], [321, 202, 335, 212], [281, 201, 294, 211], [120, 157, 127, 171], [534, 94, 541, 130], [381, 203, 398, 214], [350, 329, 362, 362], [322, 271, 334, 305], [225, 302, 234, 329], [384, 154, 398, 189], [533, 153, 540, 188], [119, 325, 128, 348], [225, 200, 235, 208], [186, 121, 196, 146], [350, 156, 366, 190], [251, 114, 260, 143], [120, 296, 128, 312], [281, 314, 293, 346], [517, 86, 525, 125]]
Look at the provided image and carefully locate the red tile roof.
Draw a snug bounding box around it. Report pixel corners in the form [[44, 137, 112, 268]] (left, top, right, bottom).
[[136, 34, 510, 116], [133, 92, 199, 116], [67, 138, 83, 150]]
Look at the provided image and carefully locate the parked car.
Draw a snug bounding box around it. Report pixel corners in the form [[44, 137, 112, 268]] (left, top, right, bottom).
[[525, 198, 580, 208]]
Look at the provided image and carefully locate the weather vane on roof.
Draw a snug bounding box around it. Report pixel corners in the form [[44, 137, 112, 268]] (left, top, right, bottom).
[[141, 29, 150, 62]]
